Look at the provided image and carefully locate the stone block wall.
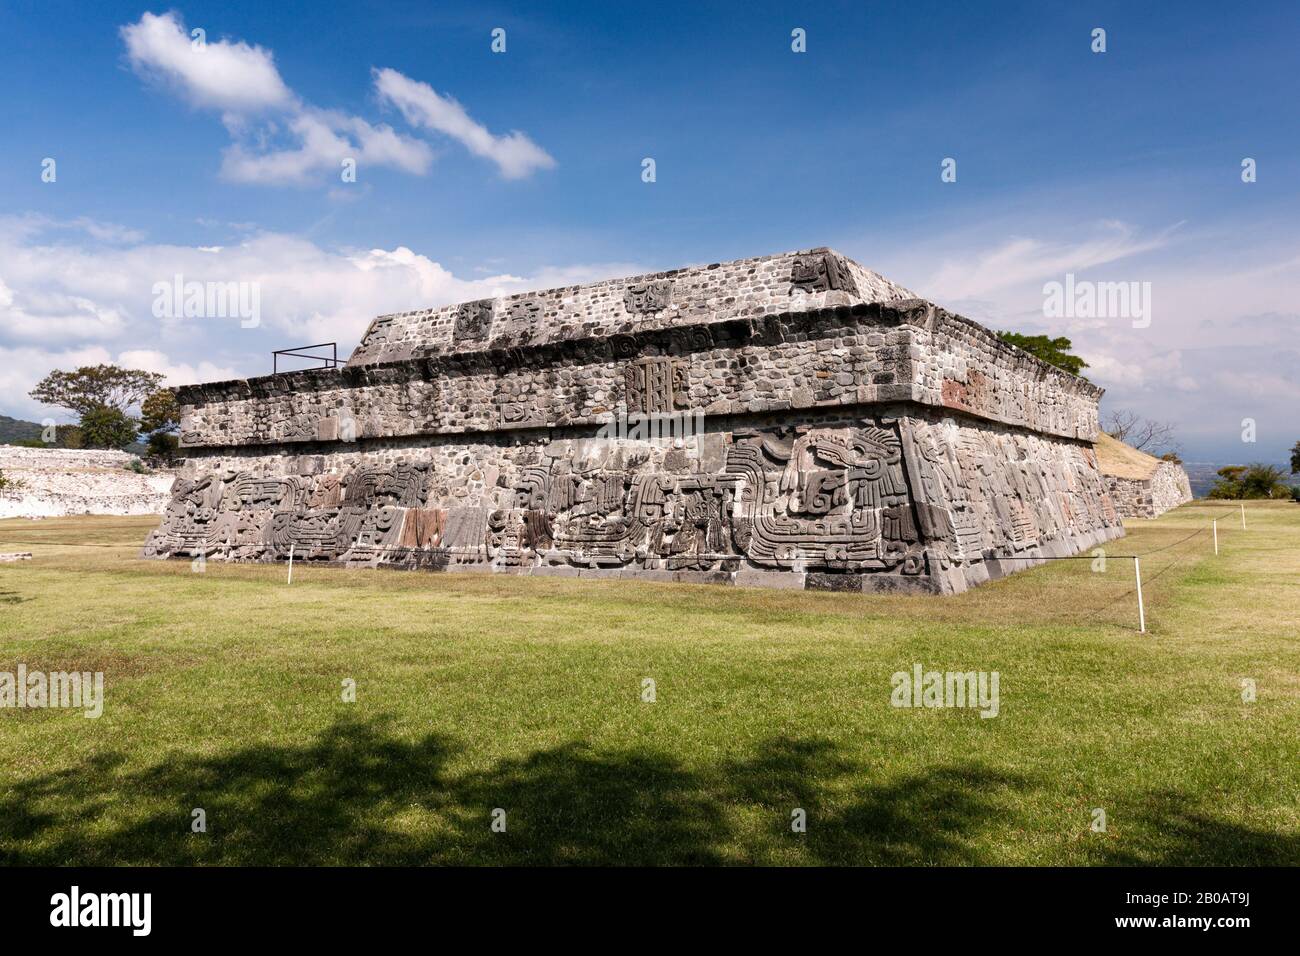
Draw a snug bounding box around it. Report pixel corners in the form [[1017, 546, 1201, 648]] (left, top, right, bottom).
[[345, 248, 915, 366]]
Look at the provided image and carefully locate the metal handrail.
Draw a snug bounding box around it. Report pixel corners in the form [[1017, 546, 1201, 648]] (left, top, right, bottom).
[[273, 343, 340, 373]]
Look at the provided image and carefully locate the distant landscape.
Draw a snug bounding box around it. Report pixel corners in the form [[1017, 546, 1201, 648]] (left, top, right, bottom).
[[1181, 461, 1291, 498], [0, 414, 42, 445], [0, 415, 147, 457]]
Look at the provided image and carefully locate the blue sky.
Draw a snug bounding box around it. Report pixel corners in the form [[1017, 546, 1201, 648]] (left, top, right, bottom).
[[0, 0, 1296, 463]]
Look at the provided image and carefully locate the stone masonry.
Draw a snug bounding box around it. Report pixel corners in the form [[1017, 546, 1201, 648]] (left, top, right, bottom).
[[144, 248, 1125, 594]]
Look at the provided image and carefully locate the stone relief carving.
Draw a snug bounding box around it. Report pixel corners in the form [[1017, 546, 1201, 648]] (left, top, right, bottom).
[[624, 280, 674, 314], [726, 425, 920, 573], [453, 299, 494, 342], [155, 249, 1122, 593], [609, 334, 640, 359], [506, 298, 542, 324], [624, 357, 687, 414], [790, 252, 860, 295]]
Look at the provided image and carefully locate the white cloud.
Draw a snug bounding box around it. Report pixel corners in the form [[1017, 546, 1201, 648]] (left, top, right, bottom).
[[115, 349, 240, 389], [0, 344, 239, 423], [0, 344, 113, 423], [1212, 368, 1300, 403], [923, 221, 1177, 304], [1083, 352, 1149, 389], [119, 13, 549, 185], [373, 67, 555, 179], [0, 278, 128, 342], [121, 11, 294, 113], [219, 108, 433, 185]]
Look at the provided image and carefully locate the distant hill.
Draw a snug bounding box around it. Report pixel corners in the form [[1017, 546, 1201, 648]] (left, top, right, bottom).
[[0, 414, 43, 444], [0, 414, 147, 456]]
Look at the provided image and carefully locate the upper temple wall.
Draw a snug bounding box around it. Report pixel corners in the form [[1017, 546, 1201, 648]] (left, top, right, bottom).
[[175, 296, 1103, 449], [344, 248, 915, 366]]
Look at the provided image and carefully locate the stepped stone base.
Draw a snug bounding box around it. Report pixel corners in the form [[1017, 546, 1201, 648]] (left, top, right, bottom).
[[1095, 433, 1193, 518], [144, 404, 1122, 595]]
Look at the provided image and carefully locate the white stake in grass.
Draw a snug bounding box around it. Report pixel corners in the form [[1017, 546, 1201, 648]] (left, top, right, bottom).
[[288, 544, 295, 585], [1213, 519, 1219, 555], [1241, 502, 1246, 530], [1134, 557, 1146, 634]]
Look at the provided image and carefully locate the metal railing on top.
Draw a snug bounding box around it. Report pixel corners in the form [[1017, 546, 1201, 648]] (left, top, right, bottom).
[[272, 343, 341, 374]]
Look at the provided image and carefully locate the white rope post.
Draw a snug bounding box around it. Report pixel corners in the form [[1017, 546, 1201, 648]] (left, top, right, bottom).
[[1134, 557, 1146, 634], [1213, 519, 1219, 555], [288, 544, 295, 585], [1241, 502, 1246, 529]]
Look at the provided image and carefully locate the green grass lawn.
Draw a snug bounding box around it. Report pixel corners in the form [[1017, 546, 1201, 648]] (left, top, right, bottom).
[[1, 500, 1296, 865]]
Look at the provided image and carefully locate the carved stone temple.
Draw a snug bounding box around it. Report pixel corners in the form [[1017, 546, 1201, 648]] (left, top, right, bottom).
[[144, 248, 1125, 594]]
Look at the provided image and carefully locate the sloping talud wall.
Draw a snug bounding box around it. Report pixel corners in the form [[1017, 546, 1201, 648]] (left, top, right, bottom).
[[145, 248, 1124, 593]]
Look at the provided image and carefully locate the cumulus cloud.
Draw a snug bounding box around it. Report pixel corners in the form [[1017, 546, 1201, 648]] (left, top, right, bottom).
[[0, 278, 128, 342], [121, 11, 293, 113], [115, 349, 242, 389], [373, 67, 555, 179], [0, 215, 634, 421], [0, 344, 241, 424], [119, 12, 550, 185]]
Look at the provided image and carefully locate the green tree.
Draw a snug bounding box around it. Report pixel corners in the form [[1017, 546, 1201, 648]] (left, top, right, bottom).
[[53, 424, 84, 448], [1290, 440, 1299, 475], [29, 365, 165, 417], [139, 388, 179, 434], [28, 364, 165, 453], [1207, 464, 1291, 500], [996, 333, 1089, 378], [11, 425, 82, 448], [78, 405, 139, 450], [139, 388, 180, 463], [146, 431, 180, 461], [1207, 466, 1246, 499]]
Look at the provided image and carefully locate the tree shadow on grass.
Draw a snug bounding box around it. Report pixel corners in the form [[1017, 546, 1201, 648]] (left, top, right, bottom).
[[2, 720, 1292, 865], [724, 736, 1031, 864], [0, 719, 728, 866], [1098, 789, 1300, 866]]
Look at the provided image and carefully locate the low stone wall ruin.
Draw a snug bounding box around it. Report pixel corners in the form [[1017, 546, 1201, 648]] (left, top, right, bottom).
[[1105, 460, 1194, 519], [0, 446, 175, 519]]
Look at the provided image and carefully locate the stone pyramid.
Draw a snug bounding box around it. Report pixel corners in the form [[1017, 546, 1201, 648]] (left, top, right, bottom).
[[145, 247, 1123, 593]]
